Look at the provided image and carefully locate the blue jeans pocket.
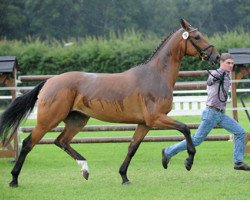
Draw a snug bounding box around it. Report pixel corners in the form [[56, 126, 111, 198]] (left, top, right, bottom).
[[202, 108, 215, 122]]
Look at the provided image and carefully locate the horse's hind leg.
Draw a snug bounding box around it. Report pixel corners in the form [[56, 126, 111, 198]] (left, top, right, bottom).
[[54, 111, 90, 180], [9, 134, 32, 187], [119, 124, 150, 184], [9, 125, 52, 187]]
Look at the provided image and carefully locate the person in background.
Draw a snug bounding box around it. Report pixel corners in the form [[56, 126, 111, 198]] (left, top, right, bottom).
[[162, 53, 250, 171]]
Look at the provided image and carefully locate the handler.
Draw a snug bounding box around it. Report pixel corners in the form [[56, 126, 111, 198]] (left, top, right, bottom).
[[162, 53, 250, 171]]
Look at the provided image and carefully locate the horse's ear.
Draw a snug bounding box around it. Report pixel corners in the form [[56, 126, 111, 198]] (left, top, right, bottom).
[[180, 19, 190, 31]]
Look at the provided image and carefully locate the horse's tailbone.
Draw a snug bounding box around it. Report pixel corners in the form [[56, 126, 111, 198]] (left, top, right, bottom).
[[0, 81, 46, 146]]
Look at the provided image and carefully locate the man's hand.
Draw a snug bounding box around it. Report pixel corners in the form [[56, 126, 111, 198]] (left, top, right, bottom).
[[212, 72, 225, 82], [207, 72, 225, 86]]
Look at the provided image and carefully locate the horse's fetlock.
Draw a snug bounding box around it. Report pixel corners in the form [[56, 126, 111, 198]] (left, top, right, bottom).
[[188, 148, 196, 156], [119, 168, 125, 175], [11, 170, 18, 177]]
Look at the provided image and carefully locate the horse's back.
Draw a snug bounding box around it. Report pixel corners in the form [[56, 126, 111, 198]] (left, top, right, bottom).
[[35, 71, 139, 122]]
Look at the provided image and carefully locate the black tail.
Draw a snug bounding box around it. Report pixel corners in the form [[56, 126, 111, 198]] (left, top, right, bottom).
[[0, 81, 46, 146]]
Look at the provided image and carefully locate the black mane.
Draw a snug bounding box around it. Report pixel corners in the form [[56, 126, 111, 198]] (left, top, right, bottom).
[[143, 29, 178, 64]]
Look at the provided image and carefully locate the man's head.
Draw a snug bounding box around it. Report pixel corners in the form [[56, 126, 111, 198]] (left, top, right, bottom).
[[220, 53, 234, 72]]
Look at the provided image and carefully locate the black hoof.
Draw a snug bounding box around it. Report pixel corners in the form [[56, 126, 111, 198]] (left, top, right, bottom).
[[122, 180, 131, 185], [82, 170, 89, 180], [184, 159, 193, 171], [9, 180, 18, 188]]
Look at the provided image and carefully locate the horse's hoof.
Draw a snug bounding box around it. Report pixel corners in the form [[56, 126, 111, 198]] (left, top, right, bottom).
[[122, 181, 131, 185], [184, 159, 193, 171], [82, 170, 89, 180], [9, 180, 18, 188]]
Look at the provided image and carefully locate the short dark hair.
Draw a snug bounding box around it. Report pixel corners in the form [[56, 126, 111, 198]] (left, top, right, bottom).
[[220, 53, 233, 61]]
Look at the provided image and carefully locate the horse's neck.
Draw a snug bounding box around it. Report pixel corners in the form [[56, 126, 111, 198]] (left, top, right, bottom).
[[150, 34, 184, 88], [165, 61, 181, 88]]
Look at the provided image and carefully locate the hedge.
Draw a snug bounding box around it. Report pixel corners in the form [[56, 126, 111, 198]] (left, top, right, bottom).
[[0, 29, 249, 76]]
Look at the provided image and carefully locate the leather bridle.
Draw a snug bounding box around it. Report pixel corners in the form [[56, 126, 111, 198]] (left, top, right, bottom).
[[184, 28, 215, 62]]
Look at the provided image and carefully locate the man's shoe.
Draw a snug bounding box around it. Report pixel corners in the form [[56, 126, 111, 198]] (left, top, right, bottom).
[[162, 148, 170, 169], [234, 162, 250, 171]]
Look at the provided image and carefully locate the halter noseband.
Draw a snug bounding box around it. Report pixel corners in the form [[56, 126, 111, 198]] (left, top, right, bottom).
[[184, 28, 214, 61]]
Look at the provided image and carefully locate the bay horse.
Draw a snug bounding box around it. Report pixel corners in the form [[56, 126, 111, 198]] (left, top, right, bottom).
[[0, 19, 220, 187]]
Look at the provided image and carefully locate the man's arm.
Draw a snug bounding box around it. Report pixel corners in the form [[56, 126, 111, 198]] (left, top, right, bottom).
[[207, 71, 225, 86]]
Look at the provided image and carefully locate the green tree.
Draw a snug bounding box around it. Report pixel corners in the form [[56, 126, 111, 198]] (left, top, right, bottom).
[[0, 0, 249, 40], [210, 0, 250, 33], [24, 0, 82, 39], [0, 0, 27, 39], [74, 0, 147, 36]]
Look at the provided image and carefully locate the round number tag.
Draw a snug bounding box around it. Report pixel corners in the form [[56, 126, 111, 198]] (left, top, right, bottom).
[[182, 31, 189, 40]]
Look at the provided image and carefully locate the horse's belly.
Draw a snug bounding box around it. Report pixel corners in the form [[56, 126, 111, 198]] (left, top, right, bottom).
[[73, 99, 144, 124]]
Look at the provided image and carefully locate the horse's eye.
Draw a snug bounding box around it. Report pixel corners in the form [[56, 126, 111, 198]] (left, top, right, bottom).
[[194, 35, 200, 40]]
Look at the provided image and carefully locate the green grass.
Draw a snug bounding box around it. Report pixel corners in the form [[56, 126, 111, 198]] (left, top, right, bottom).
[[1, 142, 250, 200], [0, 110, 250, 200]]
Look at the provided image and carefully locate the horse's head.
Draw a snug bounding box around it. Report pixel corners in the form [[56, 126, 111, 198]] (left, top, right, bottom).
[[180, 19, 220, 64]]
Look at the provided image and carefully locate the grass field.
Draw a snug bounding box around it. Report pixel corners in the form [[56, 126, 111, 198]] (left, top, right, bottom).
[[0, 109, 250, 200]]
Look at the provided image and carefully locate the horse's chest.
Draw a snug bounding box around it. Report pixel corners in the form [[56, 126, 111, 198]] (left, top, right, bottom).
[[143, 83, 172, 101], [144, 94, 173, 114]]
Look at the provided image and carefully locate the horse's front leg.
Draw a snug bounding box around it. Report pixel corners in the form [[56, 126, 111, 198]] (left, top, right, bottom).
[[119, 124, 150, 185], [154, 115, 196, 170]]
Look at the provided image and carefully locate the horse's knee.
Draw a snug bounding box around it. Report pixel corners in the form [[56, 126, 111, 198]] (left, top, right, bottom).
[[178, 124, 190, 135]]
